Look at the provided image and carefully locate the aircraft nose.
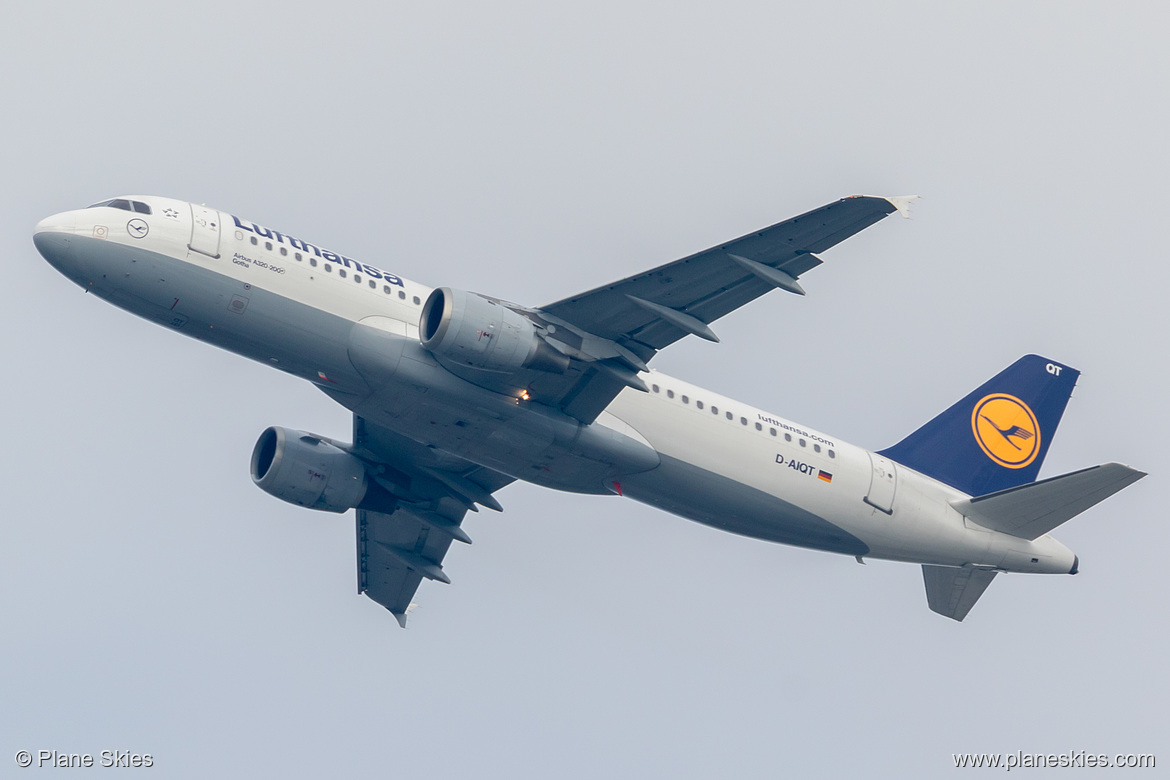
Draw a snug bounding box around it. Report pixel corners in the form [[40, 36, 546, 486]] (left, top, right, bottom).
[[33, 211, 78, 273]]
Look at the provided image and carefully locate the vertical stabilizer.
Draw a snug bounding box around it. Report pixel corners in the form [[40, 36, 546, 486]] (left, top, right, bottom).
[[879, 355, 1078, 496]]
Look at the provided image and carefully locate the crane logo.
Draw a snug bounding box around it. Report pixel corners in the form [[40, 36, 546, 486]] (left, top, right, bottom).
[[971, 393, 1040, 469]]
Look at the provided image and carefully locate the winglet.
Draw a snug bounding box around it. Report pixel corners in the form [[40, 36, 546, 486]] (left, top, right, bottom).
[[884, 195, 919, 219], [391, 602, 419, 629]]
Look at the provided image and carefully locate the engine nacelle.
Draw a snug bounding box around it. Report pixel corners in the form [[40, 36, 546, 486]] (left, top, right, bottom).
[[420, 287, 569, 374], [250, 426, 370, 513]]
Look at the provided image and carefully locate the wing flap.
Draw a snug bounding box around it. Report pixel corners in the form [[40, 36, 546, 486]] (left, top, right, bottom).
[[950, 463, 1146, 541]]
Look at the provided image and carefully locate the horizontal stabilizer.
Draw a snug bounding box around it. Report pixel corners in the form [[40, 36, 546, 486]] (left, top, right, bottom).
[[951, 462, 1145, 541], [922, 565, 997, 621]]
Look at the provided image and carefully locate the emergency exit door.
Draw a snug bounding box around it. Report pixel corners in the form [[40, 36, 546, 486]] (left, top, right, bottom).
[[189, 204, 222, 258], [864, 452, 898, 514]]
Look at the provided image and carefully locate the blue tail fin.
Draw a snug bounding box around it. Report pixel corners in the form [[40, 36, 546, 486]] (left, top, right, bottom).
[[879, 355, 1079, 496]]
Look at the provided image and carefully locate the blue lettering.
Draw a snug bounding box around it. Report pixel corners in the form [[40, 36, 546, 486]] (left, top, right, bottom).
[[229, 212, 402, 284]]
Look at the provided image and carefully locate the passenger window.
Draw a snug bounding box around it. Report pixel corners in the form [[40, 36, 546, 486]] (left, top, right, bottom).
[[339, 269, 347, 278], [399, 291, 406, 299], [369, 280, 376, 289], [355, 274, 362, 284], [250, 236, 258, 245], [652, 384, 660, 393], [681, 395, 689, 404], [828, 450, 836, 459], [785, 433, 792, 442], [740, 417, 747, 425], [799, 439, 806, 447], [666, 389, 674, 399], [295, 253, 302, 261], [280, 247, 288, 256], [725, 411, 733, 420], [413, 296, 421, 304], [325, 264, 332, 272], [310, 258, 318, 267], [383, 285, 392, 294], [814, 444, 821, 453], [696, 400, 703, 410], [770, 428, 777, 436], [755, 422, 762, 431], [711, 406, 719, 415]]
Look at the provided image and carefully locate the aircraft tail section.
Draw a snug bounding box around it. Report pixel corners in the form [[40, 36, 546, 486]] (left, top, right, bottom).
[[880, 355, 1079, 496], [922, 565, 997, 621]]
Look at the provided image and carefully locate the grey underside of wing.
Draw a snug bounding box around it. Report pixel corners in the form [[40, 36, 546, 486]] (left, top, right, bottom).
[[357, 508, 440, 624], [352, 416, 514, 626], [539, 196, 897, 355], [922, 565, 997, 622]]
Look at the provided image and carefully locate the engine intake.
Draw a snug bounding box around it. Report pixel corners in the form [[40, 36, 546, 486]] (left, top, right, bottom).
[[251, 426, 372, 513], [420, 287, 569, 374]]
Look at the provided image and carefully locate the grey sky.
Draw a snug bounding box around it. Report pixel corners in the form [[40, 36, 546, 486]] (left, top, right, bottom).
[[3, 2, 1167, 777]]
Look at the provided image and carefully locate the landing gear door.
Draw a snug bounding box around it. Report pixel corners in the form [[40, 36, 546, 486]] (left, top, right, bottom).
[[864, 452, 897, 514], [189, 204, 222, 258]]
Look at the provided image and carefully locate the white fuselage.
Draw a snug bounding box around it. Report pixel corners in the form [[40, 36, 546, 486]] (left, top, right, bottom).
[[33, 196, 1077, 576]]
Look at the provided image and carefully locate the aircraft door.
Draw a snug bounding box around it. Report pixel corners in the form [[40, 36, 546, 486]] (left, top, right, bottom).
[[864, 452, 897, 514], [189, 204, 222, 258]]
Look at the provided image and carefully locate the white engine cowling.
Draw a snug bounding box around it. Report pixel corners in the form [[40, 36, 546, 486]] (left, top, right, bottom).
[[250, 426, 369, 512], [420, 287, 569, 373]]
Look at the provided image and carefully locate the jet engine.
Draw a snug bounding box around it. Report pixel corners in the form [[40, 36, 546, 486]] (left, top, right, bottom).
[[420, 287, 569, 374], [250, 426, 375, 513]]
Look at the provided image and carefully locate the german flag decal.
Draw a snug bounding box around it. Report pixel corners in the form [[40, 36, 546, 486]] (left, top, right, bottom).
[[817, 470, 833, 483]]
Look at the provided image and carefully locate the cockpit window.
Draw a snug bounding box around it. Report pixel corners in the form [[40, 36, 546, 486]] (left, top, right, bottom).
[[87, 198, 150, 214]]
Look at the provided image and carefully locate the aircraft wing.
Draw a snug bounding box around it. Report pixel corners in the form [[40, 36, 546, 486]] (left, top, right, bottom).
[[426, 196, 911, 424], [501, 196, 912, 422], [540, 195, 912, 355], [350, 416, 514, 627]]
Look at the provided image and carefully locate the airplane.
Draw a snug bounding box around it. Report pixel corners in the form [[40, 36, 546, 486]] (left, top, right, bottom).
[[33, 194, 1145, 625]]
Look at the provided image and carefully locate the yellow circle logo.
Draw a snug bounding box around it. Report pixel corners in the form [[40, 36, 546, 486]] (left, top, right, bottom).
[[971, 394, 1040, 469]]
